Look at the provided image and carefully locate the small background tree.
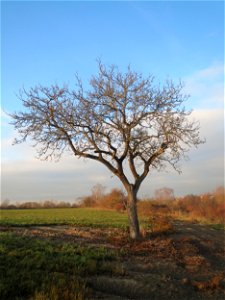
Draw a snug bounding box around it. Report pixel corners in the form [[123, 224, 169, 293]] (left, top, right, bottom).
[[155, 187, 175, 202], [91, 183, 106, 205], [11, 61, 204, 239]]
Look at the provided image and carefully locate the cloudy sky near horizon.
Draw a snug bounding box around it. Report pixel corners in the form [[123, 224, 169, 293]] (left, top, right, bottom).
[[1, 1, 224, 202]]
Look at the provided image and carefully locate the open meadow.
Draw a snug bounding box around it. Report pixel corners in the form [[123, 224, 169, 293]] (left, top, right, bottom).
[[0, 208, 129, 228], [0, 207, 224, 300]]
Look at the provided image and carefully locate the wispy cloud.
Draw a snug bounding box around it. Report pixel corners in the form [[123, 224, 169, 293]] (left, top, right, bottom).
[[1, 108, 12, 131], [1, 108, 11, 119], [195, 64, 224, 79], [184, 62, 224, 108]]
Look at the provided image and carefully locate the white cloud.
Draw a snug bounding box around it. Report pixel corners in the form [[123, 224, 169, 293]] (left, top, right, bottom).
[[140, 108, 224, 197], [184, 62, 224, 108], [194, 64, 224, 80]]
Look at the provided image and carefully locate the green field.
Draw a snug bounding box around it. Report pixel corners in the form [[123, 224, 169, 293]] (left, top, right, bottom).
[[0, 208, 130, 228], [1, 208, 224, 299], [0, 208, 129, 300], [0, 232, 121, 300]]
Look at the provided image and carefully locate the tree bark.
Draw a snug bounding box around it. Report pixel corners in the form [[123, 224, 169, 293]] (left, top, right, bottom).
[[127, 188, 140, 239]]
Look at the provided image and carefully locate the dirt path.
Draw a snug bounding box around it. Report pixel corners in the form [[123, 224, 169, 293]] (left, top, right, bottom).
[[1, 221, 224, 299], [173, 220, 224, 248], [88, 221, 224, 300]]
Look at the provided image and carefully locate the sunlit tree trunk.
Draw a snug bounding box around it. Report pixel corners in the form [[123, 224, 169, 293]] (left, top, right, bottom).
[[126, 186, 140, 239]]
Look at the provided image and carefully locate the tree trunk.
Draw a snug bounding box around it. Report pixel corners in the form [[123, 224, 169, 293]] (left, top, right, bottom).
[[127, 189, 140, 240]]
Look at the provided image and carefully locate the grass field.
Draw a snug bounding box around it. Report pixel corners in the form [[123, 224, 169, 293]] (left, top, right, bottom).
[[0, 208, 128, 299], [0, 232, 121, 300], [0, 208, 130, 228], [1, 208, 224, 300]]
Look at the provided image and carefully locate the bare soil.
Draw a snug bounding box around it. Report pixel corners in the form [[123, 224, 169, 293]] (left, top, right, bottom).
[[1, 220, 225, 300]]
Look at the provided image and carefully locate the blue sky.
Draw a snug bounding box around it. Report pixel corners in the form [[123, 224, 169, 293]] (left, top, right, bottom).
[[1, 1, 224, 202]]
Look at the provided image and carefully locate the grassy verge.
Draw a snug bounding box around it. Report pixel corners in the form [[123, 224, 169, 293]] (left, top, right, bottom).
[[209, 223, 225, 230], [0, 232, 120, 300]]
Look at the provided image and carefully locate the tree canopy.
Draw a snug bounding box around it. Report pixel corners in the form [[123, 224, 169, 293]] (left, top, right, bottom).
[[11, 61, 204, 239]]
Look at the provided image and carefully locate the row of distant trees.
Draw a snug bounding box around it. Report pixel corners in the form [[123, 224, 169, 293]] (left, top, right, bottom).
[[1, 185, 224, 223], [0, 184, 173, 211], [0, 199, 78, 210], [0, 184, 126, 211]]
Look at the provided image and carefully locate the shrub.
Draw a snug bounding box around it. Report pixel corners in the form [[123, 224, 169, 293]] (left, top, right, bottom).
[[149, 215, 174, 234], [79, 196, 96, 208], [172, 188, 225, 224], [98, 188, 127, 211]]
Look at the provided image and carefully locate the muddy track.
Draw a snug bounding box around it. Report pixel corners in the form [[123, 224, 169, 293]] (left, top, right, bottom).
[[1, 221, 224, 299], [173, 220, 224, 248]]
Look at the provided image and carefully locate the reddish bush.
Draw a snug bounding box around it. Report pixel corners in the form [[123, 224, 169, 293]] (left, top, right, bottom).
[[79, 196, 96, 208], [172, 187, 225, 223], [98, 188, 127, 211], [78, 187, 127, 211]]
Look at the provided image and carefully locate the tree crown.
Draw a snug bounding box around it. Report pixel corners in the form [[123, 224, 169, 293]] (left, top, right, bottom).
[[11, 62, 204, 190]]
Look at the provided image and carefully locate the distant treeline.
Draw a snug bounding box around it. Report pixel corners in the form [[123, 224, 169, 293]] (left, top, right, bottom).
[[1, 186, 224, 224], [0, 200, 78, 210]]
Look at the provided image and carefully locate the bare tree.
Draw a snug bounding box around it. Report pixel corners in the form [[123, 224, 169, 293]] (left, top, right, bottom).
[[11, 61, 204, 239], [91, 183, 106, 204], [155, 187, 175, 201]]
